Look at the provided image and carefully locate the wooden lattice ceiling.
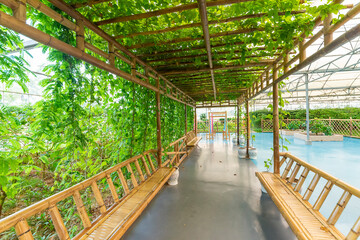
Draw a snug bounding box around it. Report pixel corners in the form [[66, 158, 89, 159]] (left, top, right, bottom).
[[62, 0, 318, 102]]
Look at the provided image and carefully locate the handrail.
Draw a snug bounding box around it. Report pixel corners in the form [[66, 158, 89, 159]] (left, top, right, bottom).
[[0, 150, 157, 233], [278, 152, 360, 239], [280, 153, 360, 198]]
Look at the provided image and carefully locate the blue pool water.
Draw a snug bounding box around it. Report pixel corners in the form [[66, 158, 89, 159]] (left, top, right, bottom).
[[251, 132, 360, 236], [252, 132, 360, 189]]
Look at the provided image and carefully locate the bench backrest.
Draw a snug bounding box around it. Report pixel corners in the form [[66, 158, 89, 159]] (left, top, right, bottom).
[[0, 149, 160, 239], [279, 152, 360, 240]]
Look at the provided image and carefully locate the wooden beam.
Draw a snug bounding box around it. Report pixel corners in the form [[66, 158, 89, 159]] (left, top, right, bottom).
[[95, 0, 254, 25], [147, 48, 281, 63], [72, 0, 110, 8], [114, 10, 305, 39], [127, 27, 263, 49], [161, 60, 273, 75], [187, 89, 246, 95]]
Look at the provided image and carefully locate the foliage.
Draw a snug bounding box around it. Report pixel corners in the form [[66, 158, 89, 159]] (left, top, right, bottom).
[[287, 120, 302, 130], [200, 113, 206, 121], [310, 119, 333, 136]]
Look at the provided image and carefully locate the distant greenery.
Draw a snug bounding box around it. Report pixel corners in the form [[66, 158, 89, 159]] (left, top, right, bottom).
[[251, 107, 360, 129], [310, 119, 333, 136]]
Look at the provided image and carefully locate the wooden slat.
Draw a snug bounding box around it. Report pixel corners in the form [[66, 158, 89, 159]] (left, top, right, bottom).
[[327, 191, 352, 225], [48, 205, 70, 240], [91, 182, 107, 214], [146, 154, 156, 172], [303, 173, 320, 201], [346, 217, 360, 240], [134, 160, 145, 182], [313, 180, 334, 211], [126, 164, 139, 187], [15, 219, 34, 240], [288, 163, 301, 184], [141, 156, 151, 176], [281, 158, 294, 179], [106, 174, 120, 203], [294, 168, 309, 192], [117, 169, 130, 195], [73, 190, 92, 229]]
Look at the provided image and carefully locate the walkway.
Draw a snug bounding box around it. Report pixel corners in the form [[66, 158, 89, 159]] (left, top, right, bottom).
[[123, 134, 296, 240]]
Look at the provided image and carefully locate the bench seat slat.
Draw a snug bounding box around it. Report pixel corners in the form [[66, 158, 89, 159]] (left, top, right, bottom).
[[256, 172, 344, 240]]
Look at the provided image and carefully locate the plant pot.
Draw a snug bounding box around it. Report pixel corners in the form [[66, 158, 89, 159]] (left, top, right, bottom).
[[239, 136, 246, 147], [249, 147, 257, 159], [238, 147, 247, 158], [167, 167, 179, 185], [232, 138, 237, 143]]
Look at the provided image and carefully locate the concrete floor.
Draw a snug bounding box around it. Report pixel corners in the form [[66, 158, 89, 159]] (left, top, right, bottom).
[[122, 136, 296, 240]]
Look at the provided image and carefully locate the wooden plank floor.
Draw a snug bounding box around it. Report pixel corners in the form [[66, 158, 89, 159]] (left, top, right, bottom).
[[84, 167, 172, 240], [257, 172, 343, 240]]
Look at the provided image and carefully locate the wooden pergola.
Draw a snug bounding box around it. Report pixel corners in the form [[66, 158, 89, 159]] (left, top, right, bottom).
[[1, 0, 360, 239], [0, 0, 359, 177]]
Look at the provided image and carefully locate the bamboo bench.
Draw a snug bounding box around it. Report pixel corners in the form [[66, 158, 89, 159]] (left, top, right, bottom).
[[185, 130, 202, 147], [256, 153, 360, 240], [0, 134, 193, 240]]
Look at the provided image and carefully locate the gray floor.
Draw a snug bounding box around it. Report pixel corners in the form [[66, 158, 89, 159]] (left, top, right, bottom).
[[122, 138, 296, 240]]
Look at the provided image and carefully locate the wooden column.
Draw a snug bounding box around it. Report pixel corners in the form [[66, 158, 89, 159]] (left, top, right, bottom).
[[236, 104, 240, 145], [194, 107, 197, 135], [273, 64, 280, 174], [299, 34, 306, 63], [76, 19, 85, 51], [109, 42, 115, 66], [156, 78, 162, 167], [246, 101, 250, 158], [324, 14, 333, 46], [13, 0, 26, 22], [184, 104, 187, 134]]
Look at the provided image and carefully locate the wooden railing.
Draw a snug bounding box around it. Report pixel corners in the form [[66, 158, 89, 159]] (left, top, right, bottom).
[[0, 133, 195, 239], [279, 152, 360, 239]]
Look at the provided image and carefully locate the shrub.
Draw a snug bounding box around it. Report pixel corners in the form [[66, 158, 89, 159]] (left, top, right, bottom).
[[310, 119, 333, 135], [287, 120, 302, 130]]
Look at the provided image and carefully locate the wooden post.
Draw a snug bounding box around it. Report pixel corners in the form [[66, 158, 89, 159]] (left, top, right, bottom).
[[284, 52, 289, 73], [246, 101, 250, 158], [324, 14, 333, 46], [184, 104, 187, 135], [237, 104, 240, 145], [194, 107, 197, 135], [273, 64, 280, 174], [156, 78, 162, 167], [76, 19, 85, 51], [12, 0, 26, 22], [299, 34, 306, 63], [109, 42, 115, 66], [15, 219, 34, 240]]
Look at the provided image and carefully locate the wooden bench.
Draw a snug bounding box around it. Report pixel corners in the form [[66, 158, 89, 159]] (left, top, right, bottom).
[[256, 153, 360, 240], [185, 130, 202, 147], [0, 143, 191, 240]]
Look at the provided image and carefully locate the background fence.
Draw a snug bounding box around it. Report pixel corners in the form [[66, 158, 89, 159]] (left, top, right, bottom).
[[197, 119, 246, 133], [261, 118, 360, 138]]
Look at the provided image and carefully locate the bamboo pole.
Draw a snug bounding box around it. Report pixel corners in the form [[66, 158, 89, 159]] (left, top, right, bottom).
[[156, 78, 162, 167], [184, 104, 187, 135], [324, 13, 333, 46], [273, 64, 280, 174], [13, 0, 26, 22], [194, 107, 197, 135], [237, 104, 240, 145], [246, 100, 250, 158]]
